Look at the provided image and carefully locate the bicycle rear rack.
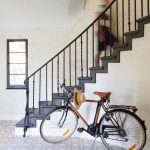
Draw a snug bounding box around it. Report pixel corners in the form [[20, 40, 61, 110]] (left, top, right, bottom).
[[108, 105, 137, 113]]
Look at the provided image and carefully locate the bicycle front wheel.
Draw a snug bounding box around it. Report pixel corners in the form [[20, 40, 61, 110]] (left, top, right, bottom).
[[99, 109, 146, 150], [40, 107, 78, 144]]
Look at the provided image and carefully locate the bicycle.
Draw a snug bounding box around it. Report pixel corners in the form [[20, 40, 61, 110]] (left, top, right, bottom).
[[40, 86, 147, 150]]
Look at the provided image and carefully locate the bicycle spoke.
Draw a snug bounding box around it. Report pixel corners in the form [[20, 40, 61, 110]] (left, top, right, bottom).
[[40, 107, 78, 143], [100, 109, 146, 150]]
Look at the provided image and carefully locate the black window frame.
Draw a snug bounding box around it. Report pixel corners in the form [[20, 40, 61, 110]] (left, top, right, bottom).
[[7, 39, 28, 89]]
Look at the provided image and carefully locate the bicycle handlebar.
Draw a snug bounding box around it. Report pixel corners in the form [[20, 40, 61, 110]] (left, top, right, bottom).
[[60, 80, 73, 102]]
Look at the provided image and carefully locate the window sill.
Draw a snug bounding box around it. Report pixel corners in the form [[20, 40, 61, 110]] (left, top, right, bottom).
[[6, 85, 27, 90]]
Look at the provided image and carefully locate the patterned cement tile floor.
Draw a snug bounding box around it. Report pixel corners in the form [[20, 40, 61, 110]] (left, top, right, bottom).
[[0, 121, 108, 150]]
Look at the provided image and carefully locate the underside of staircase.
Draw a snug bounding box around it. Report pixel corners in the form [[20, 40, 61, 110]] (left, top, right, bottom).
[[16, 0, 150, 134]]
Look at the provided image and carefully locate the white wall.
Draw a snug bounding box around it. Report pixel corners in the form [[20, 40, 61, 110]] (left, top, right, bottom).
[[0, 27, 72, 120], [0, 0, 100, 120], [0, 0, 83, 28], [83, 24, 150, 149]]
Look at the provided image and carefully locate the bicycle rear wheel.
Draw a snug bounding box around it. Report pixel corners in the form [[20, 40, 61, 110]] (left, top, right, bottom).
[[99, 109, 146, 150], [40, 106, 78, 144]]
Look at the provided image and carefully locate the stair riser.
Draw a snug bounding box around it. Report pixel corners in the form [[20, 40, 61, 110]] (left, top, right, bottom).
[[40, 107, 56, 116]]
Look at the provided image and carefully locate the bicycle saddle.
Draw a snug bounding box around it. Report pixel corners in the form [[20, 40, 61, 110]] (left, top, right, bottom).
[[93, 92, 111, 99]]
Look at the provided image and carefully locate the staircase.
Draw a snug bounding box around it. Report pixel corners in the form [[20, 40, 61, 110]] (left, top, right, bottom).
[[16, 0, 150, 135]]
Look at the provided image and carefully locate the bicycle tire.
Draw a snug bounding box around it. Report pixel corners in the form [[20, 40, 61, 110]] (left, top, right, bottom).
[[40, 106, 78, 144], [99, 109, 146, 150]]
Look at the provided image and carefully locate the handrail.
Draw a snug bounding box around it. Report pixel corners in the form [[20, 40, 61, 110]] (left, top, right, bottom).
[[23, 0, 150, 137], [24, 0, 116, 83]]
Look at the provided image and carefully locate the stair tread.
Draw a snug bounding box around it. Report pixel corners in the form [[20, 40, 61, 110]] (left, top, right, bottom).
[[124, 30, 140, 36], [89, 66, 104, 70], [39, 101, 59, 107], [136, 15, 150, 22], [16, 117, 26, 127], [101, 56, 116, 60], [64, 85, 81, 91], [113, 44, 127, 49], [27, 107, 53, 117], [52, 93, 67, 99], [78, 77, 92, 80], [39, 101, 52, 105], [28, 108, 39, 114], [16, 117, 36, 128]]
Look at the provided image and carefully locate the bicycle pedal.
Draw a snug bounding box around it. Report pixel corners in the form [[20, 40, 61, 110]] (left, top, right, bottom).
[[77, 127, 85, 133]]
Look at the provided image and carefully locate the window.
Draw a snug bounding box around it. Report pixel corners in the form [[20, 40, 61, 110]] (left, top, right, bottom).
[[7, 39, 28, 89]]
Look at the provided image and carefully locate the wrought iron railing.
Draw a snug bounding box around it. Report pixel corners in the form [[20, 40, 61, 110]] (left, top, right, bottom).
[[23, 0, 150, 135]]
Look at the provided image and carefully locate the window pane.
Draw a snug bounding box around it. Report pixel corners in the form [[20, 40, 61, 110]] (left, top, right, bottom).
[[10, 64, 26, 74], [9, 53, 26, 63], [9, 41, 26, 52], [10, 75, 25, 85], [7, 39, 28, 88]]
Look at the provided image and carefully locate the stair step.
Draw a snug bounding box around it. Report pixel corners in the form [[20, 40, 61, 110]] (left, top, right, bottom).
[[16, 117, 36, 128], [113, 44, 127, 49], [31, 107, 56, 116], [78, 77, 92, 80], [53, 93, 67, 100], [28, 108, 39, 114], [64, 85, 81, 92], [124, 30, 140, 36], [101, 56, 116, 60], [16, 106, 56, 128], [24, 108, 47, 118], [136, 14, 150, 22], [16, 117, 26, 127], [39, 101, 52, 106], [89, 66, 104, 70], [29, 112, 45, 119], [39, 100, 59, 107]]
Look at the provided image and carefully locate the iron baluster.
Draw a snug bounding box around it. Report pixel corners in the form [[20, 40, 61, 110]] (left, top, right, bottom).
[[110, 6, 112, 56], [86, 30, 89, 77], [51, 60, 54, 105], [148, 0, 150, 14], [92, 24, 95, 67], [63, 50, 65, 84], [128, 0, 131, 32], [39, 69, 41, 114], [32, 75, 35, 113], [104, 19, 106, 57], [23, 80, 29, 137], [122, 0, 125, 43], [46, 65, 48, 103], [134, 0, 137, 30], [75, 40, 77, 86], [141, 0, 143, 17], [98, 19, 100, 48], [81, 35, 83, 77], [69, 45, 71, 86], [57, 55, 59, 94], [116, 0, 119, 44]]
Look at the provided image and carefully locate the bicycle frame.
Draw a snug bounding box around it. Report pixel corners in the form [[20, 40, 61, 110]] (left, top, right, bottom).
[[67, 97, 125, 138], [68, 98, 103, 128], [60, 88, 141, 139]]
